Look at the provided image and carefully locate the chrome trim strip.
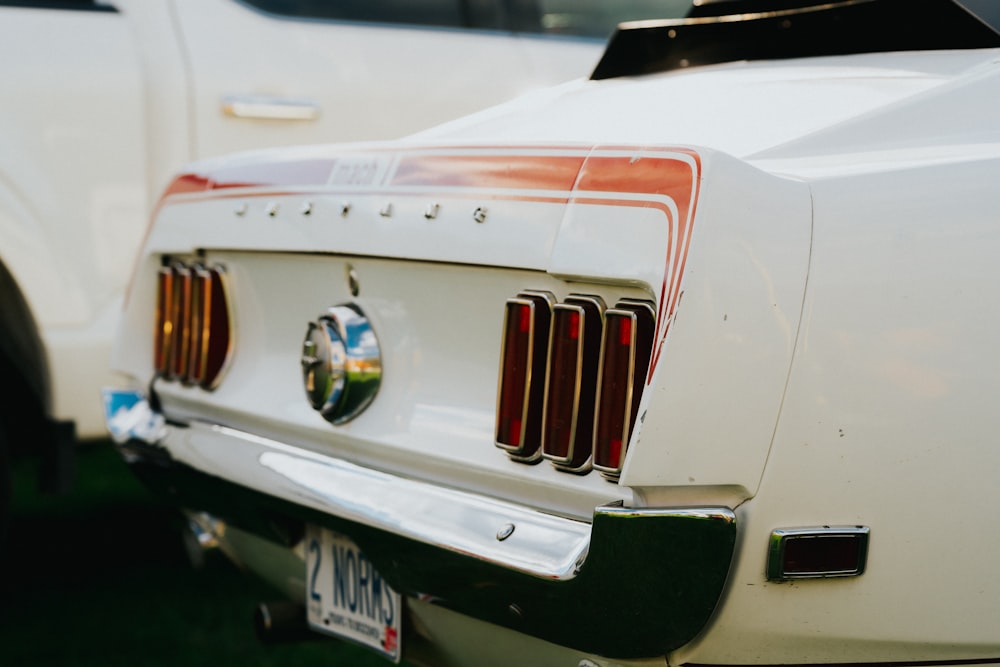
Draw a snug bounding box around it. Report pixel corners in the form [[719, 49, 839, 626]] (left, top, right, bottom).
[[249, 429, 591, 580], [598, 504, 736, 524]]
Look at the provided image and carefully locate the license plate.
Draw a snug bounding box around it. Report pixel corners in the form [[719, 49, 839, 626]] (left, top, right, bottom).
[[305, 526, 402, 663]]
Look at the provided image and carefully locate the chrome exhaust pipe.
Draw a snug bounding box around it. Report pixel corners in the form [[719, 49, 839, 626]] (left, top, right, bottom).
[[253, 601, 315, 644]]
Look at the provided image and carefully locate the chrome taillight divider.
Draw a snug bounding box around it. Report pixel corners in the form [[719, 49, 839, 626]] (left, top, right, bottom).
[[496, 292, 655, 481], [154, 258, 233, 391]]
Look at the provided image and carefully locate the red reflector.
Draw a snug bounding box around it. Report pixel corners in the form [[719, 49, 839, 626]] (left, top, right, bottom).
[[785, 536, 861, 574], [495, 292, 553, 462], [618, 316, 632, 346], [507, 420, 522, 447], [593, 301, 655, 478], [542, 295, 604, 472], [767, 527, 870, 581], [567, 310, 580, 340], [519, 304, 532, 332], [608, 439, 623, 467]]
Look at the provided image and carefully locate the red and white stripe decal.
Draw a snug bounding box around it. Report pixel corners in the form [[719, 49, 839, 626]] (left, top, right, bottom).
[[162, 145, 701, 380]]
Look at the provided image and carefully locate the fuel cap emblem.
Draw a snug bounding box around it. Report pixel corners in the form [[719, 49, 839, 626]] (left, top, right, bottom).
[[302, 304, 381, 424]]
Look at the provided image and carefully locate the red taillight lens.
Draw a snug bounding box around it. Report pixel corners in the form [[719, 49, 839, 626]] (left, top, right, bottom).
[[495, 291, 553, 462], [153, 260, 232, 390], [170, 264, 193, 380], [186, 264, 210, 384], [542, 296, 605, 472], [201, 265, 232, 389], [154, 266, 174, 375], [593, 301, 655, 478]]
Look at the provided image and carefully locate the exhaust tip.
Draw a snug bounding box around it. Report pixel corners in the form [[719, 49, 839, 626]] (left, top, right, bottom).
[[253, 601, 314, 644]]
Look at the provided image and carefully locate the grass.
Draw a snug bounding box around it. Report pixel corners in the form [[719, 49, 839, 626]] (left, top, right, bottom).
[[0, 441, 394, 666]]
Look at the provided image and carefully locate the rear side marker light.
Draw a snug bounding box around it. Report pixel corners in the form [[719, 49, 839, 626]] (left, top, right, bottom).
[[495, 291, 554, 462], [593, 301, 655, 479], [154, 260, 233, 390], [542, 295, 605, 473], [767, 527, 870, 581]]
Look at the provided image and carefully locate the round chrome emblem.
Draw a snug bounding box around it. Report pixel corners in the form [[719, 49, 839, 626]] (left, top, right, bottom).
[[301, 304, 382, 424]]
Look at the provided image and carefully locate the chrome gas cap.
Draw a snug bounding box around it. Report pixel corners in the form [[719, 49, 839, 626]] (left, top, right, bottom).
[[301, 304, 381, 424]]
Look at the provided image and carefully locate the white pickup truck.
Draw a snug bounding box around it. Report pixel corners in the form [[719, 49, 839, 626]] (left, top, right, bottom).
[[0, 0, 685, 507]]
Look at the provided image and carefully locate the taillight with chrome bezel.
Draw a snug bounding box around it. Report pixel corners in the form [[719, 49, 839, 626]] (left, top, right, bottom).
[[542, 295, 605, 473], [593, 300, 656, 479], [153, 265, 175, 376], [154, 259, 233, 390], [495, 291, 655, 481], [495, 291, 554, 462], [169, 263, 193, 380]]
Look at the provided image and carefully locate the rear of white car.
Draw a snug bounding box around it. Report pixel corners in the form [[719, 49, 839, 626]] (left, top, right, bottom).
[[107, 1, 1000, 665]]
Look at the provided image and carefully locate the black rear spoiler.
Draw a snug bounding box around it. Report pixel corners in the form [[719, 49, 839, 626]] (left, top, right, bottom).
[[591, 0, 1000, 80]]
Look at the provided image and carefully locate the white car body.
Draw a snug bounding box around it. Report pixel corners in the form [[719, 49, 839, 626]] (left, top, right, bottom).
[[107, 0, 1000, 665], [0, 0, 639, 486]]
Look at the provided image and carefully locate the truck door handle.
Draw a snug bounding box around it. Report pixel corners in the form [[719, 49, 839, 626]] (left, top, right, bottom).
[[222, 95, 321, 121]]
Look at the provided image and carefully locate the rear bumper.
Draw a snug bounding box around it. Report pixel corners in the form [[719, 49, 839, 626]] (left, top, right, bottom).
[[104, 388, 736, 659]]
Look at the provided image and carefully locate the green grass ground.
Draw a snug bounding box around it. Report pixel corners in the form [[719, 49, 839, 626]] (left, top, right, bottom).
[[0, 441, 393, 666]]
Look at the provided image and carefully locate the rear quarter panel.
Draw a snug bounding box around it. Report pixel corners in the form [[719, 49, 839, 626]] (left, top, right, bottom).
[[622, 154, 812, 505], [676, 154, 1000, 663]]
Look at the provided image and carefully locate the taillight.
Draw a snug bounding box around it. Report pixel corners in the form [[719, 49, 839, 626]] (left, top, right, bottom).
[[495, 291, 554, 462], [593, 301, 655, 479], [170, 264, 193, 380], [495, 292, 655, 481], [154, 266, 174, 375], [186, 264, 211, 384], [194, 265, 232, 389], [542, 295, 605, 473], [154, 260, 233, 390]]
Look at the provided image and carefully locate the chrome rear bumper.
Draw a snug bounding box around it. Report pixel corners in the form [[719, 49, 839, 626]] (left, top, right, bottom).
[[104, 388, 736, 659]]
